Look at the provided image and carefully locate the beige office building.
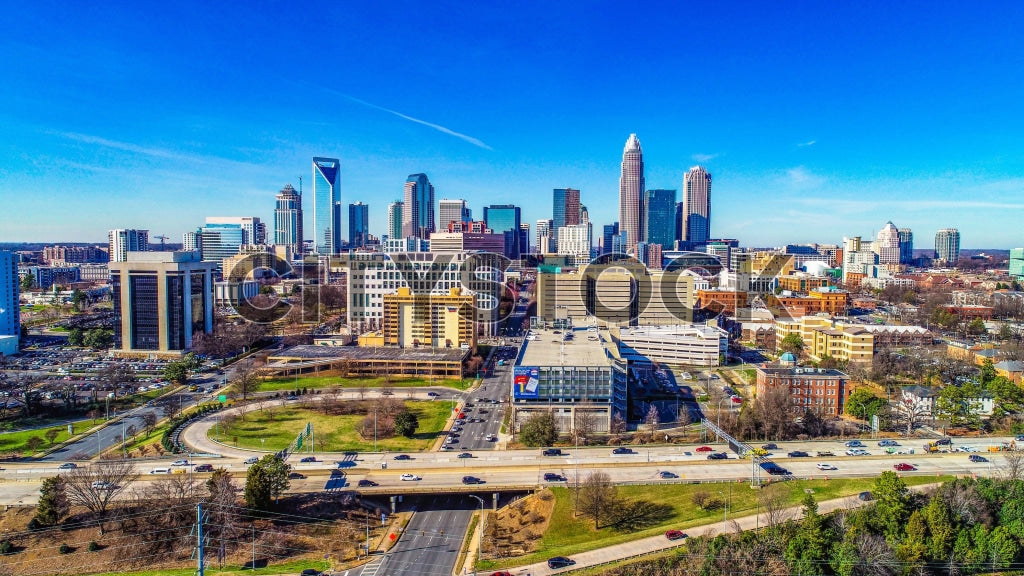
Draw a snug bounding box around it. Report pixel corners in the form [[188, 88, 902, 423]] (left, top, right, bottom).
[[382, 287, 476, 351]]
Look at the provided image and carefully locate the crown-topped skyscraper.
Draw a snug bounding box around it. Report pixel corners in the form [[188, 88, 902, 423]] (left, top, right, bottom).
[[618, 134, 645, 256]]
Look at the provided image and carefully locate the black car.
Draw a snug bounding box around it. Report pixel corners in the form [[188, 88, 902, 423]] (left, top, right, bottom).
[[393, 454, 411, 460], [548, 557, 575, 569], [761, 443, 778, 450], [462, 475, 483, 485], [707, 452, 728, 460], [358, 479, 378, 487], [612, 447, 634, 455], [300, 570, 322, 576], [543, 473, 566, 481], [458, 452, 473, 459], [542, 448, 564, 456], [787, 451, 810, 458], [969, 454, 988, 463], [194, 464, 214, 472], [289, 472, 306, 480], [659, 471, 679, 479]]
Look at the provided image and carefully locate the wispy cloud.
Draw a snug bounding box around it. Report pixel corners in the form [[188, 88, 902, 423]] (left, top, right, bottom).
[[52, 131, 189, 160], [796, 197, 1024, 212], [785, 166, 825, 188], [339, 94, 492, 150], [692, 152, 718, 163], [797, 139, 816, 147]]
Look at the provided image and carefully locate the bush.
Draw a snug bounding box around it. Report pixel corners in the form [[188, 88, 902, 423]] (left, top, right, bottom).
[[0, 540, 13, 555], [27, 518, 42, 531], [59, 543, 71, 554], [88, 541, 100, 552]]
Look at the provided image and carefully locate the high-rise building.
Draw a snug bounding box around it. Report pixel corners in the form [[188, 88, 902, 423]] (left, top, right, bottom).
[[198, 224, 245, 265], [681, 166, 712, 249], [348, 202, 369, 248], [1010, 248, 1024, 281], [557, 224, 592, 267], [875, 221, 901, 265], [674, 202, 684, 248], [536, 219, 553, 254], [619, 134, 644, 255], [898, 228, 914, 265], [274, 183, 303, 254], [439, 199, 470, 230], [483, 204, 522, 258], [519, 223, 530, 256], [403, 173, 435, 239], [109, 252, 215, 354], [643, 189, 677, 250], [183, 230, 201, 252], [312, 157, 341, 254], [387, 201, 404, 241], [0, 250, 20, 356], [934, 228, 960, 265], [602, 222, 619, 255], [206, 216, 265, 245], [108, 229, 149, 263], [552, 188, 581, 243]]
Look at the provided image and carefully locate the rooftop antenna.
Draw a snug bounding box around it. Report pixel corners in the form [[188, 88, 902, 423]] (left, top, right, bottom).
[[298, 175, 302, 196]]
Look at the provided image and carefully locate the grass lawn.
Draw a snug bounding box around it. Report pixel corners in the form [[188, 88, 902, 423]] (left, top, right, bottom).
[[0, 420, 91, 455], [81, 559, 330, 576], [260, 375, 474, 392], [213, 401, 452, 452], [482, 475, 952, 570]]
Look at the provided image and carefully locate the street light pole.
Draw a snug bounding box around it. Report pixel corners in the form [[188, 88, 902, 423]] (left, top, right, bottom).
[[468, 495, 485, 576]]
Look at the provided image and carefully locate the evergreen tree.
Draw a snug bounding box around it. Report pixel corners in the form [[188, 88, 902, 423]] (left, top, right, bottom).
[[34, 476, 69, 526]]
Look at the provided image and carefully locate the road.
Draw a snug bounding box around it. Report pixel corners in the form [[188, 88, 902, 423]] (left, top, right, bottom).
[[449, 345, 516, 452], [377, 495, 476, 576]]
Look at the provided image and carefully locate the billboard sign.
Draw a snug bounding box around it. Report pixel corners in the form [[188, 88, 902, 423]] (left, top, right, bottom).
[[513, 366, 540, 399]]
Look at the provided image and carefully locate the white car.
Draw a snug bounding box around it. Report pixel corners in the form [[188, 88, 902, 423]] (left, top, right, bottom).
[[91, 481, 114, 489], [400, 474, 420, 481], [171, 459, 190, 466], [244, 457, 259, 465], [816, 463, 837, 471], [845, 449, 869, 456]]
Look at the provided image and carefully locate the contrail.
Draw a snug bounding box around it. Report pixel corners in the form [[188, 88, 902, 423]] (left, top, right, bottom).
[[341, 94, 493, 150]]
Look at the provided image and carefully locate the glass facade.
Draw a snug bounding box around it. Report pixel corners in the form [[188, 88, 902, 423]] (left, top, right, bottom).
[[167, 274, 185, 350], [199, 224, 245, 265], [644, 189, 676, 249], [190, 272, 206, 339], [130, 274, 159, 350], [313, 157, 341, 254], [349, 202, 369, 247]]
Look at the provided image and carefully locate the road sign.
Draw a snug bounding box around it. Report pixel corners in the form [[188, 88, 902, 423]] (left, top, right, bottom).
[[218, 395, 227, 403]]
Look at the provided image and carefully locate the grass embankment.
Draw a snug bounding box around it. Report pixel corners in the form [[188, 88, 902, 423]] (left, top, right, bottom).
[[260, 375, 474, 392], [482, 475, 952, 570], [213, 402, 452, 452], [0, 420, 91, 456], [78, 559, 330, 576]]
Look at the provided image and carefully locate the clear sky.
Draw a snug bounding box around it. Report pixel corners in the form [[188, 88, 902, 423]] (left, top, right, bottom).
[[2, 1, 1023, 248]]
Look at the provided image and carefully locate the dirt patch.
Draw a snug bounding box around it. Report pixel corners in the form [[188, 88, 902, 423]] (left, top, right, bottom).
[[482, 490, 556, 560]]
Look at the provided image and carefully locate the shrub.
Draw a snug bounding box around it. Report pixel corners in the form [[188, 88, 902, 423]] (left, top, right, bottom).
[[0, 540, 14, 555], [59, 543, 71, 554], [27, 518, 42, 531], [88, 541, 100, 552]]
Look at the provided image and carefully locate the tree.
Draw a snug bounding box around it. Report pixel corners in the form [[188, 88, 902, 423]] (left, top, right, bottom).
[[142, 412, 158, 437], [577, 471, 618, 528], [967, 318, 987, 336], [67, 327, 84, 347], [394, 409, 419, 438], [872, 471, 912, 542], [20, 274, 34, 290], [82, 328, 113, 350], [70, 289, 87, 312], [643, 404, 660, 440], [99, 363, 136, 395], [63, 459, 138, 531], [24, 436, 44, 453], [232, 360, 264, 401], [935, 383, 983, 429], [610, 413, 626, 436], [244, 455, 291, 511], [163, 361, 191, 386], [845, 389, 887, 421], [785, 493, 832, 575], [44, 428, 60, 445], [519, 411, 557, 447], [779, 333, 805, 356], [893, 397, 930, 436], [34, 476, 69, 526]]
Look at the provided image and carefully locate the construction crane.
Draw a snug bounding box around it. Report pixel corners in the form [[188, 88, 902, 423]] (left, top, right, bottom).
[[153, 235, 169, 251]]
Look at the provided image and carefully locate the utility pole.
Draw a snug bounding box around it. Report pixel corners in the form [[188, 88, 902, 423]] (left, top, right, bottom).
[[251, 522, 256, 571], [196, 502, 205, 576]]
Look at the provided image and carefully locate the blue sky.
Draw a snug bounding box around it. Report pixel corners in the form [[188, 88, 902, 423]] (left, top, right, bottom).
[[2, 1, 1023, 248]]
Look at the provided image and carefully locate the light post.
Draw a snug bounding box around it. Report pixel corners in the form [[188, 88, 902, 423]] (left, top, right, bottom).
[[468, 495, 485, 576], [251, 522, 256, 571], [718, 397, 728, 429], [374, 402, 378, 452], [717, 484, 733, 534], [260, 438, 265, 451]]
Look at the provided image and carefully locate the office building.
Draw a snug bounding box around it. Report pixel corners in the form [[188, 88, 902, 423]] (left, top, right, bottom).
[[387, 201, 404, 241], [618, 134, 645, 255], [774, 316, 874, 365], [681, 166, 712, 249], [439, 199, 470, 230], [198, 224, 245, 265], [0, 251, 19, 356], [383, 286, 476, 350], [403, 173, 435, 239], [348, 202, 369, 248], [934, 228, 960, 265], [23, 266, 81, 290], [1010, 248, 1024, 281], [643, 189, 676, 250], [875, 221, 900, 265], [312, 157, 342, 254], [536, 219, 553, 254], [274, 183, 303, 254], [898, 228, 913, 265], [518, 223, 531, 256], [108, 229, 149, 263], [109, 252, 216, 355], [206, 216, 265, 246], [557, 224, 592, 267], [42, 245, 107, 265], [183, 230, 201, 252], [602, 222, 619, 255], [756, 365, 851, 417], [551, 188, 581, 244], [484, 204, 522, 258]]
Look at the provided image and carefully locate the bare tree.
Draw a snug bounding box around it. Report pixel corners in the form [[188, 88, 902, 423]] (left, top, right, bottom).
[[643, 404, 660, 441], [577, 471, 618, 528], [357, 380, 368, 400], [893, 397, 930, 436], [572, 410, 597, 444], [610, 413, 627, 436], [63, 459, 138, 533], [998, 451, 1024, 481], [142, 412, 158, 437], [758, 484, 792, 535], [232, 360, 264, 401]]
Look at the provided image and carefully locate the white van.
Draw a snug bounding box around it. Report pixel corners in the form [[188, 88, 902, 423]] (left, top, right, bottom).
[[149, 467, 170, 474]]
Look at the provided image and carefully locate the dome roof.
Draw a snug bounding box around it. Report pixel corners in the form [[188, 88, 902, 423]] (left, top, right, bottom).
[[780, 352, 797, 362]]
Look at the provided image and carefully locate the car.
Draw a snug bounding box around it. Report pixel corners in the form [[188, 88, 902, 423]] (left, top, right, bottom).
[[58, 462, 77, 470], [816, 463, 837, 471], [300, 456, 317, 463], [400, 473, 420, 481], [665, 530, 687, 540], [893, 463, 916, 471], [969, 454, 988, 463], [244, 457, 259, 465], [149, 467, 171, 474], [300, 570, 323, 576], [462, 475, 483, 484], [458, 452, 473, 459], [845, 440, 865, 448], [486, 434, 497, 441], [427, 391, 440, 397], [845, 449, 868, 456], [547, 556, 575, 569], [659, 471, 679, 479], [289, 472, 307, 480], [761, 443, 778, 450], [380, 390, 393, 396], [695, 446, 713, 452], [543, 473, 566, 482], [358, 479, 379, 487], [935, 437, 952, 445], [441, 444, 454, 450], [1017, 434, 1024, 442], [612, 447, 634, 455], [878, 440, 900, 447], [171, 459, 190, 466], [91, 481, 115, 489], [707, 452, 728, 460], [542, 448, 564, 456], [490, 572, 513, 576], [858, 491, 874, 501], [787, 451, 809, 458], [194, 464, 214, 472], [393, 454, 411, 460], [816, 451, 835, 457]]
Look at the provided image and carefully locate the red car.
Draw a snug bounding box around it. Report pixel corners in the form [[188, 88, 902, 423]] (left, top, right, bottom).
[[695, 446, 713, 452], [491, 572, 513, 576], [893, 463, 916, 471], [665, 530, 687, 540]]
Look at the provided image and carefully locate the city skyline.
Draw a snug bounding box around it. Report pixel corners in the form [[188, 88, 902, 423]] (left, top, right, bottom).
[[3, 3, 1024, 248]]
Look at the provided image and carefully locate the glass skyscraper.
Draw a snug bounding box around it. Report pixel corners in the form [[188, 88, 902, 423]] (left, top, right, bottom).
[[618, 134, 644, 255], [402, 173, 435, 239], [387, 201, 404, 240], [934, 228, 960, 265], [274, 183, 303, 254], [349, 202, 369, 248], [484, 204, 522, 258], [312, 157, 341, 254], [681, 165, 712, 249], [552, 188, 580, 243], [643, 189, 676, 250]]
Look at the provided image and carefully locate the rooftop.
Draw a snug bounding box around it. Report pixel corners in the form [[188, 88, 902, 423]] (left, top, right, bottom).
[[520, 327, 610, 367], [268, 345, 468, 363]]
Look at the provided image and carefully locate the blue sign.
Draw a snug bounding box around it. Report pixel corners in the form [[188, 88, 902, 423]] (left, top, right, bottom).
[[513, 366, 540, 399]]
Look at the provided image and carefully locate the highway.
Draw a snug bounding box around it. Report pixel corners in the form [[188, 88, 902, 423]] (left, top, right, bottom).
[[377, 495, 477, 576]]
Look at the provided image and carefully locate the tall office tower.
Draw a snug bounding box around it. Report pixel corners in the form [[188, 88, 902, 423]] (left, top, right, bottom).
[[439, 199, 470, 230], [387, 201, 404, 240], [519, 223, 531, 256], [536, 219, 553, 254], [875, 221, 901, 265], [898, 228, 914, 265], [205, 217, 265, 245], [348, 202, 370, 248], [1010, 248, 1024, 281], [108, 229, 149, 263], [312, 157, 341, 254], [0, 250, 20, 355], [199, 224, 245, 264], [619, 134, 644, 255], [681, 165, 712, 249], [602, 222, 619, 255], [934, 228, 961, 265], [557, 225, 591, 267], [552, 188, 581, 243], [483, 204, 522, 258], [643, 189, 677, 250], [109, 252, 215, 353], [403, 173, 435, 239], [183, 230, 201, 252], [274, 183, 303, 254], [674, 202, 683, 247]]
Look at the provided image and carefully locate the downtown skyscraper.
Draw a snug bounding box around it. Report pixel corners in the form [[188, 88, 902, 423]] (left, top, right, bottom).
[[552, 187, 580, 243], [349, 202, 369, 248], [312, 157, 341, 254], [618, 134, 644, 255], [643, 189, 677, 250], [681, 165, 712, 249], [387, 201, 404, 240], [935, 228, 961, 265], [402, 173, 435, 239], [273, 183, 303, 254]]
